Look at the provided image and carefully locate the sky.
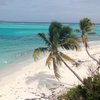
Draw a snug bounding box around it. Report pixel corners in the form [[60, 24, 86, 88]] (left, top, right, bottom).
[[0, 0, 100, 23]]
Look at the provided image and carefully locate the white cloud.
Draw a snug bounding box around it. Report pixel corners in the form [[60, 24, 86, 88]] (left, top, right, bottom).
[[0, 0, 100, 22]]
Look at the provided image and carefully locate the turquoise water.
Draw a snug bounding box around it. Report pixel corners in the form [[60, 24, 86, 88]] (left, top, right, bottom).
[[0, 22, 100, 68]]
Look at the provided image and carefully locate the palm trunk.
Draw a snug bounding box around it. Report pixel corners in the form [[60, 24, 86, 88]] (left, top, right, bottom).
[[59, 54, 97, 97], [85, 46, 100, 72], [85, 47, 99, 64], [59, 55, 84, 84], [85, 47, 100, 73], [82, 31, 99, 64], [82, 32, 100, 73]]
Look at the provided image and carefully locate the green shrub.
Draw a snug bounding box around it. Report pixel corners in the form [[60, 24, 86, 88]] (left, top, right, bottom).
[[58, 74, 100, 100], [58, 85, 86, 100]]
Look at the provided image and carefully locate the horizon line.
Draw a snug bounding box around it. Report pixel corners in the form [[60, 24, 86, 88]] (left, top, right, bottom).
[[0, 20, 100, 25]]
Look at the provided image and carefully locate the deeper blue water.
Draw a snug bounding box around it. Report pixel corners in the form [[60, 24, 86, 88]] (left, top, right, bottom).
[[0, 22, 100, 68]]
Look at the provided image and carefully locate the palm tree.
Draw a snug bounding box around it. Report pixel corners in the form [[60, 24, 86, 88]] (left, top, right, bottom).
[[77, 18, 100, 67], [33, 22, 84, 84]]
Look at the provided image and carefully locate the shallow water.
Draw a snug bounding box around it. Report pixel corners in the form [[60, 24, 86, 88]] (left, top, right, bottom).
[[0, 22, 100, 69]]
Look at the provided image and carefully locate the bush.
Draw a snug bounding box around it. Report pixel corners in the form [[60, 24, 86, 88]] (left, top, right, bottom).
[[58, 74, 100, 100]]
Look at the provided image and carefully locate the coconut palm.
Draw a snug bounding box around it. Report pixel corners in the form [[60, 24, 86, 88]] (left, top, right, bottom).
[[33, 22, 83, 84], [80, 18, 95, 48], [76, 18, 100, 66]]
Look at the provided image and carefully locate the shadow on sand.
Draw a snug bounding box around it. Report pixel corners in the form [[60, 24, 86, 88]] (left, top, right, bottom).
[[25, 71, 61, 89]]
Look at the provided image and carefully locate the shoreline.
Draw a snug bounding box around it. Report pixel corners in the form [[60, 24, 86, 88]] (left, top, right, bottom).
[[0, 40, 100, 100]]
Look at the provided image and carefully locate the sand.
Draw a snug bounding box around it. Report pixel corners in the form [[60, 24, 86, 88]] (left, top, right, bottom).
[[0, 41, 100, 100]]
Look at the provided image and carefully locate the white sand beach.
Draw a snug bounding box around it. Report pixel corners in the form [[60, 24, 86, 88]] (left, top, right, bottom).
[[0, 41, 100, 100]]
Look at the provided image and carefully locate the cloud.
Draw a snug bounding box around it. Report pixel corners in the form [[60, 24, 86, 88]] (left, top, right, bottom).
[[0, 0, 100, 22]]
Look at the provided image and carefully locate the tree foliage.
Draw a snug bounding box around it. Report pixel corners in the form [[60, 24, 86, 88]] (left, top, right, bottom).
[[58, 74, 100, 100], [33, 22, 81, 80]]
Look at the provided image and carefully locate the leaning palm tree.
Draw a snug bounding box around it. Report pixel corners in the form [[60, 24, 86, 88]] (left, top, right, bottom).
[[76, 18, 100, 64], [33, 22, 84, 84]]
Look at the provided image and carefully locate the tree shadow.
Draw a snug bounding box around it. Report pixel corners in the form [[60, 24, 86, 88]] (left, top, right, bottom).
[[25, 71, 61, 89]]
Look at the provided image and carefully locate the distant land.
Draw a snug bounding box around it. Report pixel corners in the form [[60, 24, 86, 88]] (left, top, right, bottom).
[[0, 20, 78, 24], [0, 20, 100, 25]]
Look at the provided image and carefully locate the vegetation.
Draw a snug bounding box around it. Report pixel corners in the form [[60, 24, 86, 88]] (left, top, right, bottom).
[[76, 18, 100, 71], [33, 22, 83, 83], [58, 74, 100, 100], [33, 19, 100, 100], [57, 18, 100, 100]]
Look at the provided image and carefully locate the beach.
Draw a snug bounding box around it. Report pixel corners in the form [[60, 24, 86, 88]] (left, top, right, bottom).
[[0, 0, 100, 99], [0, 41, 100, 100]]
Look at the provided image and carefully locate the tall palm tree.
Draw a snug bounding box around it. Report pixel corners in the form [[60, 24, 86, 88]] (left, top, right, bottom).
[[33, 22, 84, 84], [77, 18, 100, 66]]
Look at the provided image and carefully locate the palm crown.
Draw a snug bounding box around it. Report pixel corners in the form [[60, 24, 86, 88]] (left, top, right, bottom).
[[79, 18, 100, 70], [33, 22, 81, 80], [80, 18, 95, 34], [76, 18, 95, 48]]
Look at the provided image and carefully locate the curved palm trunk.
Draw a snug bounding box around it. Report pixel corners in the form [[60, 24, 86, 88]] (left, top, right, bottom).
[[59, 55, 96, 96], [82, 32, 100, 72], [85, 47, 99, 64], [82, 32, 99, 64], [85, 47, 100, 73], [58, 55, 84, 84]]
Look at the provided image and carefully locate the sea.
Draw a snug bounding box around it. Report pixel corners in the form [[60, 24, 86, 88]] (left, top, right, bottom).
[[0, 22, 100, 70]]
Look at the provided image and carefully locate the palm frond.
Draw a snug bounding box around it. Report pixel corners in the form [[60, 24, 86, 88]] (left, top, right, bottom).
[[87, 32, 96, 35], [49, 22, 62, 44], [60, 26, 73, 39], [61, 37, 80, 51], [59, 52, 76, 64], [80, 18, 95, 32], [38, 33, 51, 46], [74, 29, 81, 33], [33, 47, 48, 61], [49, 22, 62, 35], [53, 58, 60, 79], [46, 53, 53, 69], [55, 53, 62, 66], [85, 26, 95, 31], [52, 28, 59, 46]]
